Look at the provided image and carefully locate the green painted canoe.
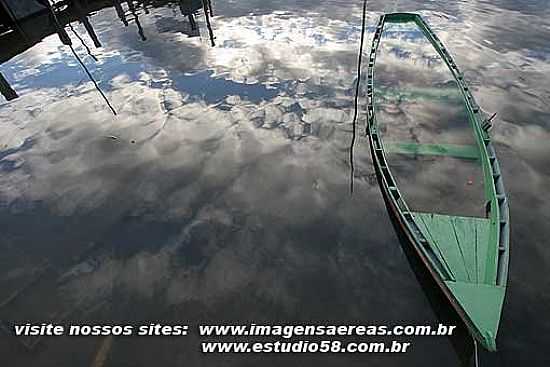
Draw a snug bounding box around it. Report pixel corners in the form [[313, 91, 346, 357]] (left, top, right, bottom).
[[366, 13, 510, 351]]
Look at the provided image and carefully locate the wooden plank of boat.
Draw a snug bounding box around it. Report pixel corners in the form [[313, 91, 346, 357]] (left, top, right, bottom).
[[366, 13, 510, 352]]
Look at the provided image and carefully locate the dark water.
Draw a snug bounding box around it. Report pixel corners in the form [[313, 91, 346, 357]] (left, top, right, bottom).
[[0, 1, 549, 366]]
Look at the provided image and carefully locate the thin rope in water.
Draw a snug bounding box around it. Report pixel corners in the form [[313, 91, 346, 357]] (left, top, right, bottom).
[[349, 0, 368, 195], [69, 44, 117, 115], [67, 22, 98, 62], [40, 0, 116, 115], [473, 337, 480, 367]]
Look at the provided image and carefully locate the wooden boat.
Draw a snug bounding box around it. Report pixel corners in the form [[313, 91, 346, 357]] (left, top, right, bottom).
[[366, 13, 510, 351]]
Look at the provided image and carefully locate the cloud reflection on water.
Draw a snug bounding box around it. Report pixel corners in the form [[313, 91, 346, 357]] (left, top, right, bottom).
[[0, 0, 549, 365]]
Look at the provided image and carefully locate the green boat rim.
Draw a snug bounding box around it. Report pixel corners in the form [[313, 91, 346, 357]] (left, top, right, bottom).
[[366, 12, 510, 352]]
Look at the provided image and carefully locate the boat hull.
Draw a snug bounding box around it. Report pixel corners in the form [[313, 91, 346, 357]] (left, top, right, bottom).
[[366, 12, 510, 352]]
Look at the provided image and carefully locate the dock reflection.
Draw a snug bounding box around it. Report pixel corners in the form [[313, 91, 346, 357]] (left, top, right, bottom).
[[0, 71, 17, 100], [0, 0, 216, 105]]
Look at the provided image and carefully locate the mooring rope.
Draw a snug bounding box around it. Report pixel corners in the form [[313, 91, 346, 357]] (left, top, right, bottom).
[[349, 0, 368, 195], [38, 0, 117, 115], [67, 22, 98, 62], [69, 44, 117, 116], [473, 337, 480, 367]]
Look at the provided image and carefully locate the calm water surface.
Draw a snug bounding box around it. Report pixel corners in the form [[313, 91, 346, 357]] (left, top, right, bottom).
[[0, 1, 549, 366]]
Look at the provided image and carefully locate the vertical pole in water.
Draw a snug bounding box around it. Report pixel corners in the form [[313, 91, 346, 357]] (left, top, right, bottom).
[[201, 0, 215, 47], [113, 0, 128, 26], [127, 0, 146, 41], [70, 0, 102, 57], [36, 0, 72, 45], [0, 72, 18, 101], [82, 18, 101, 48], [73, 0, 102, 48], [178, 0, 197, 31], [188, 13, 197, 31], [0, 0, 31, 44], [126, 0, 135, 13]]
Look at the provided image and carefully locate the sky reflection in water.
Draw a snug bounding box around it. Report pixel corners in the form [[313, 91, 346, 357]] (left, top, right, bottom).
[[0, 0, 549, 366], [375, 20, 485, 217]]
